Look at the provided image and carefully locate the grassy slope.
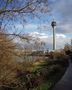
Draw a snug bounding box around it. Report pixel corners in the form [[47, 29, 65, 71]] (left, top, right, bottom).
[[32, 58, 69, 90]]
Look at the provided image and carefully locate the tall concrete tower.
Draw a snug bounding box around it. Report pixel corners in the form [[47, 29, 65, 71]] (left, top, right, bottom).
[[51, 20, 56, 50], [71, 39, 72, 46]]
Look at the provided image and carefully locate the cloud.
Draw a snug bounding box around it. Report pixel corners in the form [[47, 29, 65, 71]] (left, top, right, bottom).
[[50, 0, 72, 34], [28, 32, 71, 50], [54, 0, 72, 21], [56, 34, 66, 38], [12, 23, 38, 32], [56, 23, 72, 34], [14, 31, 71, 50], [29, 32, 48, 38], [24, 24, 37, 29]]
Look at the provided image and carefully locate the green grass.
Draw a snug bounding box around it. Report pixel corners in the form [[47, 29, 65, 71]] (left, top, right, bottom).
[[36, 80, 54, 90], [32, 59, 68, 90]]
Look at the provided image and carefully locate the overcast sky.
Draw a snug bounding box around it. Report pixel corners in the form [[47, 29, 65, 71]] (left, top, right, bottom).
[[20, 0, 72, 50], [2, 0, 72, 50]]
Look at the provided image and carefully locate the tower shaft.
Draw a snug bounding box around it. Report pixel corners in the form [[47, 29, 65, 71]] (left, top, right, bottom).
[[51, 20, 56, 51], [53, 27, 56, 50]]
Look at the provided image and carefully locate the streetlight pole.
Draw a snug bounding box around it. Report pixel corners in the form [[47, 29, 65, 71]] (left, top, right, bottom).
[[51, 20, 56, 50]]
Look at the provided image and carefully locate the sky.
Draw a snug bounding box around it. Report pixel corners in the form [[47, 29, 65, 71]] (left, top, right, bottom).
[[1, 0, 72, 50], [18, 0, 72, 50], [28, 0, 72, 50]]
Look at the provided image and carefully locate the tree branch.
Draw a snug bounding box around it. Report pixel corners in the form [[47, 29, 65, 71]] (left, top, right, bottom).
[[0, 0, 37, 15]]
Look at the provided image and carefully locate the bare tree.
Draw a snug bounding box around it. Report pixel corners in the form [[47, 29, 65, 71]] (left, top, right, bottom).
[[0, 31, 18, 86], [0, 0, 48, 15], [0, 0, 49, 45], [0, 0, 49, 88]]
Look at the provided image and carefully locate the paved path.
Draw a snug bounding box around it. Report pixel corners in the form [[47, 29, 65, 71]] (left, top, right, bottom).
[[52, 59, 72, 90]]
